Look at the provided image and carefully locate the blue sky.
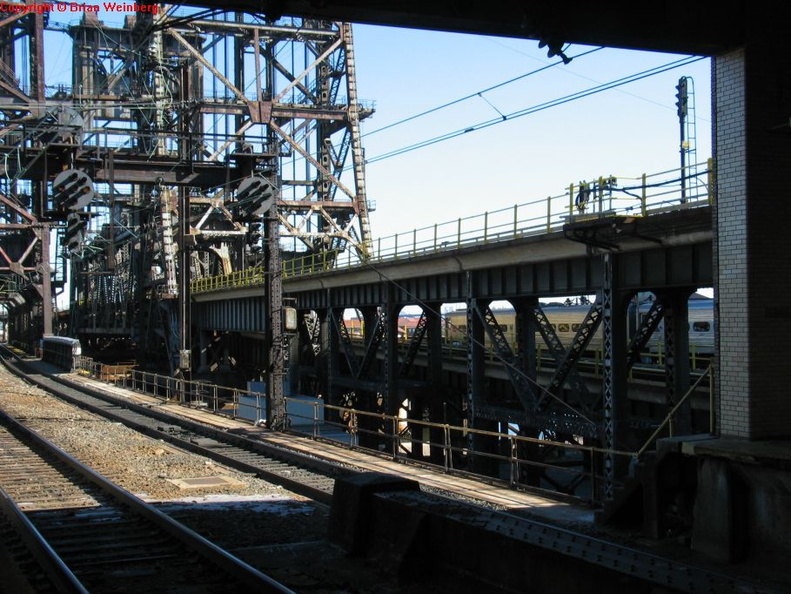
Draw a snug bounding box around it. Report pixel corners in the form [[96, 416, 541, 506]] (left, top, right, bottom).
[[40, 13, 712, 243], [351, 24, 712, 239]]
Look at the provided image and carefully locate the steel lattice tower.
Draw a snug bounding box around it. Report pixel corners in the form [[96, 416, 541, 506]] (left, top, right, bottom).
[[0, 7, 373, 374]]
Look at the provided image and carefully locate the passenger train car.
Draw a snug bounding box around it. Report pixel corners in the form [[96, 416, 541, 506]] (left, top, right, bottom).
[[640, 296, 713, 360], [442, 294, 714, 362], [41, 335, 82, 371]]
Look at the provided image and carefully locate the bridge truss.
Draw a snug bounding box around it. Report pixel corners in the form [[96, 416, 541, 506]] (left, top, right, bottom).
[[0, 7, 373, 377]]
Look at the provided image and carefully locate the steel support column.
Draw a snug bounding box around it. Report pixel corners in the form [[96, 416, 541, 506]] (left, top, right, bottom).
[[325, 306, 342, 413], [267, 198, 286, 429], [425, 303, 445, 463], [36, 222, 52, 335], [383, 299, 400, 418], [601, 253, 631, 499], [514, 297, 542, 486], [466, 272, 498, 475], [659, 288, 694, 436]]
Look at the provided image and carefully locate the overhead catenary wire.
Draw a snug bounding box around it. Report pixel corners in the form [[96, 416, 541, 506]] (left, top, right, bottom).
[[265, 51, 704, 177], [366, 54, 706, 165], [363, 46, 606, 137]]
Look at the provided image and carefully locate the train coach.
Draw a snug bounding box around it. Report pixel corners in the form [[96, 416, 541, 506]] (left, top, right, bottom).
[[41, 335, 82, 371], [640, 296, 714, 361], [443, 294, 714, 362]]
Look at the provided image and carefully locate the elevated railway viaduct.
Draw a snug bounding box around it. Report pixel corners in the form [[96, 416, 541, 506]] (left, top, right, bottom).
[[3, 0, 790, 582], [193, 193, 714, 498], [189, 0, 791, 568]]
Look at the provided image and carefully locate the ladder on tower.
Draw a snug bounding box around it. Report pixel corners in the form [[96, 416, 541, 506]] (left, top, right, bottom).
[[341, 23, 372, 259]]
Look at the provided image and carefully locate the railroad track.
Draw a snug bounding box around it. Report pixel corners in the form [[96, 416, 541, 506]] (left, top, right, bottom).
[[1, 348, 782, 594], [0, 407, 293, 593], [0, 349, 346, 506]]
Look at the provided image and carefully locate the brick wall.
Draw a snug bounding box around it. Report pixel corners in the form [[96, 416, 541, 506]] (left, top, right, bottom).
[[715, 50, 749, 437], [715, 37, 791, 439]]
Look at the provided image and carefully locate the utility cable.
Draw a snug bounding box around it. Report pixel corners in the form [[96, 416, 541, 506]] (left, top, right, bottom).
[[367, 55, 705, 164], [364, 46, 605, 137]]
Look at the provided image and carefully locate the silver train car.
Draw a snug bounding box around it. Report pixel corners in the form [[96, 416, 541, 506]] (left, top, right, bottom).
[[41, 335, 82, 371], [639, 296, 714, 361], [443, 294, 714, 363]]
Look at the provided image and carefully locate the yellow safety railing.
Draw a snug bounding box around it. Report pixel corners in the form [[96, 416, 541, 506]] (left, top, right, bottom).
[[191, 160, 714, 294], [74, 352, 636, 503]]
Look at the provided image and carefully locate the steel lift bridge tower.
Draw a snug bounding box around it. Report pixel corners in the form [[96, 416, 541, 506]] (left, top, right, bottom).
[[0, 7, 373, 382]]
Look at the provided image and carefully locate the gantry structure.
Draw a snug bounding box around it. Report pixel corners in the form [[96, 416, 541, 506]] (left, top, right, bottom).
[[0, 6, 373, 376]]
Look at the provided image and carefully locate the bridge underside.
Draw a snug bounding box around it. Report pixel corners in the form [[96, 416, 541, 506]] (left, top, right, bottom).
[[189, 207, 713, 505], [205, 1, 745, 56], [5, 0, 791, 579]]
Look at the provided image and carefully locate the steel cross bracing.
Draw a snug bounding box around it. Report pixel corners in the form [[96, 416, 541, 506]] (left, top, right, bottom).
[[626, 299, 664, 369], [356, 310, 385, 380], [333, 310, 361, 376], [399, 310, 427, 378], [476, 302, 534, 408], [540, 302, 602, 413], [0, 11, 58, 337], [472, 300, 601, 439], [0, 9, 373, 373], [532, 303, 595, 408]]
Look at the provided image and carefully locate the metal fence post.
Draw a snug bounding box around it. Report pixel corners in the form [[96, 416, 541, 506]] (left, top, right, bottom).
[[546, 196, 551, 232], [641, 173, 647, 216], [515, 203, 519, 236], [509, 435, 518, 487], [392, 416, 399, 459], [443, 424, 452, 472]]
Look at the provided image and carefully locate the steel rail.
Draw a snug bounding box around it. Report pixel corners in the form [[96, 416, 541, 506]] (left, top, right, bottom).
[[2, 351, 342, 505], [0, 403, 295, 594], [0, 486, 88, 594], [2, 348, 784, 593]]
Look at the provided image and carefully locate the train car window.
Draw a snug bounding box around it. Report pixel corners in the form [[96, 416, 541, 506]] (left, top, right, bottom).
[[558, 323, 570, 333], [693, 321, 711, 332], [571, 323, 581, 332], [499, 324, 508, 332]]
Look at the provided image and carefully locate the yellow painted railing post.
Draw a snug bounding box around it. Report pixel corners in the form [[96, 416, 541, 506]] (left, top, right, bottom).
[[598, 176, 604, 213], [569, 183, 575, 217], [641, 173, 647, 216], [514, 203, 518, 237]]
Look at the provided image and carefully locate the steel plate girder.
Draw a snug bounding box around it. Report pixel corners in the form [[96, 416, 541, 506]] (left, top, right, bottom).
[[284, 243, 712, 311], [193, 298, 268, 333]]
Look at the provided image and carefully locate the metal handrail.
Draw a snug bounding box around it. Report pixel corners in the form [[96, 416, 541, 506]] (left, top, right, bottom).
[[288, 399, 636, 500], [191, 160, 714, 294], [75, 354, 635, 501], [634, 364, 712, 459]]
